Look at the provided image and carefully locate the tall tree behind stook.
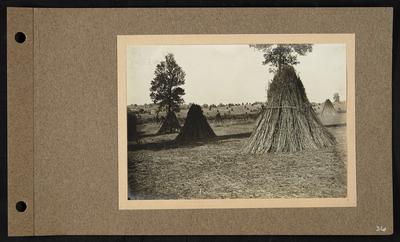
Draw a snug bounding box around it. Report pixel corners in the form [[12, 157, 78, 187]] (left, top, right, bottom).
[[150, 53, 185, 134]]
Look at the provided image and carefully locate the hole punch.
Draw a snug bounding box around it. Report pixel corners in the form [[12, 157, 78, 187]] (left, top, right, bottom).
[[16, 201, 27, 212], [15, 32, 26, 43]]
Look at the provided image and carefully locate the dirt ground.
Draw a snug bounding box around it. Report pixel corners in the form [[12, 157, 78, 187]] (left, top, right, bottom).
[[127, 119, 347, 200]]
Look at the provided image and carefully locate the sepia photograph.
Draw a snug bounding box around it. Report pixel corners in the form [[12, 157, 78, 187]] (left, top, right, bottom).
[[118, 35, 355, 208]]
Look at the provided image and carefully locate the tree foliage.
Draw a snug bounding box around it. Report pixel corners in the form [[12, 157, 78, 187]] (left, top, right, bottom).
[[250, 44, 313, 72], [333, 92, 340, 102], [150, 53, 185, 112]]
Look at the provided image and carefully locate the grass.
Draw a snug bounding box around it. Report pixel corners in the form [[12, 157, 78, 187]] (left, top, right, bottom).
[[127, 120, 347, 200]]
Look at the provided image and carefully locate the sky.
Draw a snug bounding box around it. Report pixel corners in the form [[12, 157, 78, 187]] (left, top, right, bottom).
[[126, 44, 346, 105]]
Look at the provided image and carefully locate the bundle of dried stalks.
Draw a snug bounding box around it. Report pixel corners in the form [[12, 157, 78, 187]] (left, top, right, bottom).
[[157, 111, 181, 134], [127, 112, 140, 143], [175, 104, 216, 142], [243, 65, 336, 153], [321, 99, 338, 117]]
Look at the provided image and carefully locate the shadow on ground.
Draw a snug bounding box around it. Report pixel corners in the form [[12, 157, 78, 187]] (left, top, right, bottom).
[[128, 132, 252, 151]]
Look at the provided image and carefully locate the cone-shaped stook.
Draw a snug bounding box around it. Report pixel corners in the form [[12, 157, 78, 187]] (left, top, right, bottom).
[[243, 65, 336, 153], [157, 111, 181, 134], [175, 104, 216, 142]]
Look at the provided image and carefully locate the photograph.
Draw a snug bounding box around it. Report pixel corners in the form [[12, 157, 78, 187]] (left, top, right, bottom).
[[124, 40, 349, 201]]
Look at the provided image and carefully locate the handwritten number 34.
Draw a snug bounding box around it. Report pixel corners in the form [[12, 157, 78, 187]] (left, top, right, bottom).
[[376, 226, 387, 232]]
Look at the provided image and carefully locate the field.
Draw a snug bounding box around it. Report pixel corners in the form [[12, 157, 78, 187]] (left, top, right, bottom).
[[128, 101, 347, 124], [127, 116, 347, 200]]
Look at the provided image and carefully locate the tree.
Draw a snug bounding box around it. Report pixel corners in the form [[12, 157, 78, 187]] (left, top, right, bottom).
[[250, 44, 313, 73], [150, 53, 185, 134], [333, 92, 340, 102], [150, 53, 185, 113]]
